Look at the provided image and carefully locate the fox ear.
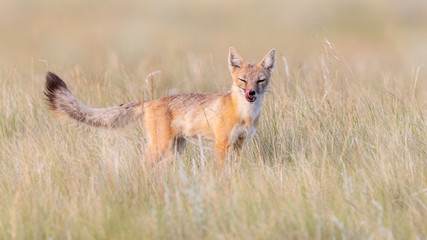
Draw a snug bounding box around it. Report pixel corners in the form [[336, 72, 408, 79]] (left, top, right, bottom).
[[228, 47, 244, 72], [260, 49, 276, 74]]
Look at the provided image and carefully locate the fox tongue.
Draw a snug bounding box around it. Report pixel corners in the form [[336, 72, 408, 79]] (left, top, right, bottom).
[[245, 89, 251, 99]]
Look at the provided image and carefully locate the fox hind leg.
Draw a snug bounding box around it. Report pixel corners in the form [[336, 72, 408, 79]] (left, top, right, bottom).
[[143, 135, 174, 166], [142, 114, 175, 166]]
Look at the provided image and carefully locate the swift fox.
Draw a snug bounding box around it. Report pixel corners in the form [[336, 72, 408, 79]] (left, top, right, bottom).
[[45, 48, 276, 166]]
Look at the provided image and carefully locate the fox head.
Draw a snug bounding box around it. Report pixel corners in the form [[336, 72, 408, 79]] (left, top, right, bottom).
[[228, 47, 276, 103]]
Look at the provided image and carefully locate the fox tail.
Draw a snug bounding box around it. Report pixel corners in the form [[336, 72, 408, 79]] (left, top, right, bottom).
[[44, 72, 143, 128]]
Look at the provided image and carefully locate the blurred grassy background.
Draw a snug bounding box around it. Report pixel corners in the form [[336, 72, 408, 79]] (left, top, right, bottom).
[[1, 0, 427, 239], [1, 0, 427, 69], [1, 0, 427, 96]]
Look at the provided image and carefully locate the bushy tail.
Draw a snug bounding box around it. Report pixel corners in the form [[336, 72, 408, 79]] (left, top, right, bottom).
[[44, 72, 143, 128]]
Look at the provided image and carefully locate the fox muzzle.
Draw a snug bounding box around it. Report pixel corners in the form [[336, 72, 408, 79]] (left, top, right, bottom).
[[245, 89, 257, 102]]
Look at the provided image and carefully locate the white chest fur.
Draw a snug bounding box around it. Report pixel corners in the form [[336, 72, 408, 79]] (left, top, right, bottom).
[[228, 87, 264, 147]]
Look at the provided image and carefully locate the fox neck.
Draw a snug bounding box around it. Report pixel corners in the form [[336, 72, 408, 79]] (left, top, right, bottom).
[[231, 85, 264, 124]]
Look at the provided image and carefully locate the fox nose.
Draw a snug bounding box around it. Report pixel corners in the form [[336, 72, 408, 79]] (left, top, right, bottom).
[[249, 89, 256, 96]]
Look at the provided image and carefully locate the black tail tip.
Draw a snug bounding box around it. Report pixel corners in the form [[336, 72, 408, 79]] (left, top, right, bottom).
[[44, 72, 68, 110], [45, 72, 67, 91]]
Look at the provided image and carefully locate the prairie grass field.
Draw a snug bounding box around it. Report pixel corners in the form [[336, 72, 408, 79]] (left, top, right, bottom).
[[1, 0, 427, 239]]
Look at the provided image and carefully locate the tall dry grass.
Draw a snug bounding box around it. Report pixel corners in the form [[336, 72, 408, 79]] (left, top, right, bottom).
[[1, 0, 427, 239]]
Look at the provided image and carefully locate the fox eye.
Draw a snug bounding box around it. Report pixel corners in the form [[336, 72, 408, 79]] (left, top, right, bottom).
[[257, 79, 265, 84], [239, 78, 247, 83]]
